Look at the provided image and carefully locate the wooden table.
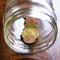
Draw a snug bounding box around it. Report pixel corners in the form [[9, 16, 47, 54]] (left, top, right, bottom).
[[0, 0, 60, 60]]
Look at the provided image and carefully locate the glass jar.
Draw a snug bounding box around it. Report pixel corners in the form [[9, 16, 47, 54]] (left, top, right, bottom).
[[3, 0, 58, 54]]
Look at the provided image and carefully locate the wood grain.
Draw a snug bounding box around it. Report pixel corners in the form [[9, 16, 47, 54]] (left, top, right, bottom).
[[0, 0, 60, 60]]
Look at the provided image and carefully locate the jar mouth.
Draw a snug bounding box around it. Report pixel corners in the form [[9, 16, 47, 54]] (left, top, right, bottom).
[[3, 0, 58, 54]]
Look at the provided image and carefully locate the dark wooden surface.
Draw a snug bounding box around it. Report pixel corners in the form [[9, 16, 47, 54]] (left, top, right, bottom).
[[0, 0, 60, 60]]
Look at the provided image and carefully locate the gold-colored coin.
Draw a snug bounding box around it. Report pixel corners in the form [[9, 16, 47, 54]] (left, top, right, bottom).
[[22, 28, 39, 39]]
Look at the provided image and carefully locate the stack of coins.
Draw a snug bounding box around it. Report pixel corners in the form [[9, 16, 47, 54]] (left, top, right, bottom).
[[22, 17, 39, 44]]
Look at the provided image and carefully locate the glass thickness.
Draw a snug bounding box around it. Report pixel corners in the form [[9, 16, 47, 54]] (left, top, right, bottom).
[[3, 0, 58, 54]]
